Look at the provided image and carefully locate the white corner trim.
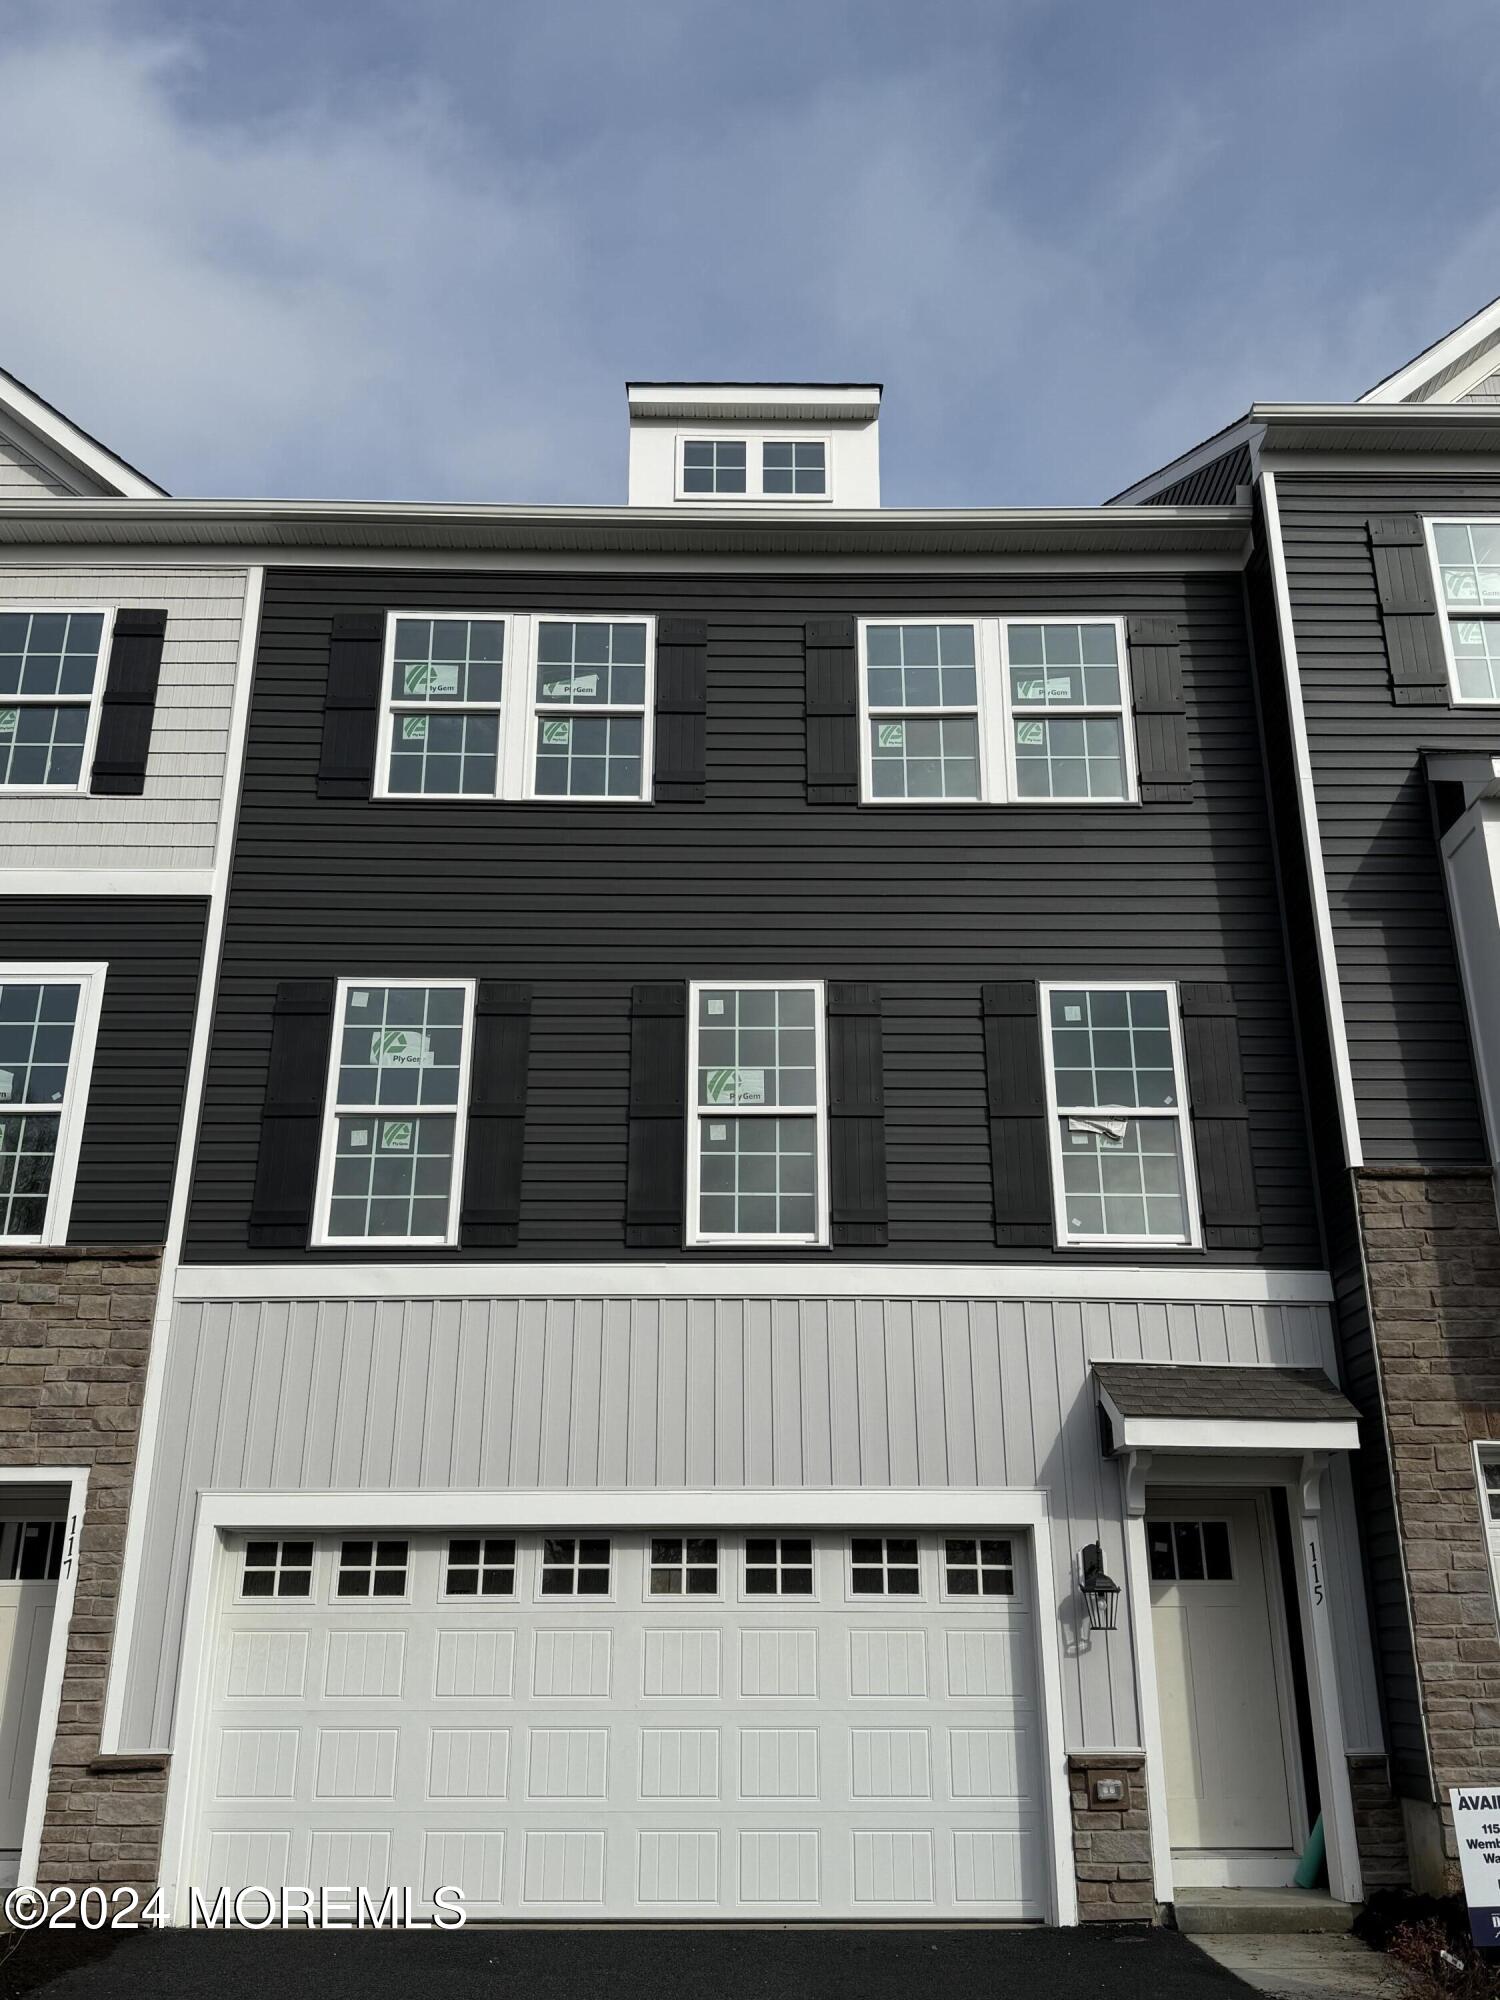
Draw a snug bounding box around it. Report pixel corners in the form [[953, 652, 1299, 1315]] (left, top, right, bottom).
[[99, 566, 264, 1755], [1261, 471, 1363, 1168], [0, 1465, 90, 1889], [154, 1483, 1078, 1927], [169, 1259, 1337, 1305], [0, 870, 214, 897]]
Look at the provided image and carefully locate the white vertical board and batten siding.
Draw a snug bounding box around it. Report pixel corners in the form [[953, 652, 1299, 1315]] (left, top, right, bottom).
[[123, 1290, 1381, 1764], [0, 567, 248, 869]]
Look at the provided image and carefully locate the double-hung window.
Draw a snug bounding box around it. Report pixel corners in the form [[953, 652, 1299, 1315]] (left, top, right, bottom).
[[0, 965, 106, 1246], [687, 980, 827, 1246], [531, 617, 651, 800], [1478, 1451, 1500, 1626], [677, 437, 829, 501], [863, 621, 984, 800], [1429, 520, 1500, 702], [0, 609, 111, 792], [314, 978, 474, 1247], [376, 612, 654, 801], [1041, 982, 1199, 1247], [856, 615, 1137, 804], [1005, 620, 1132, 800]]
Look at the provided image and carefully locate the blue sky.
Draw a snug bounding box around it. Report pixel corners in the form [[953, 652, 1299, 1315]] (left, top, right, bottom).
[[2, 0, 1493, 504]]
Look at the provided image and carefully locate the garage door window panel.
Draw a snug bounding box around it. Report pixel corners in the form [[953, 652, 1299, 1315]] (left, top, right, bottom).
[[850, 1535, 921, 1596], [648, 1537, 719, 1597], [942, 1537, 1015, 1599], [743, 1536, 815, 1597], [239, 1540, 314, 1600], [316, 979, 474, 1248], [688, 980, 828, 1246], [444, 1538, 516, 1598], [336, 1539, 410, 1599], [541, 1537, 612, 1597]]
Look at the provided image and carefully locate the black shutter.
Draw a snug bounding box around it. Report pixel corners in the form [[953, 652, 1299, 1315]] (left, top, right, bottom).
[[248, 980, 335, 1248], [1369, 516, 1449, 705], [460, 982, 532, 1248], [1179, 983, 1261, 1251], [626, 983, 686, 1247], [1127, 616, 1192, 803], [806, 616, 859, 804], [982, 982, 1053, 1246], [318, 612, 386, 796], [827, 983, 887, 1247], [653, 616, 707, 802], [89, 609, 167, 796]]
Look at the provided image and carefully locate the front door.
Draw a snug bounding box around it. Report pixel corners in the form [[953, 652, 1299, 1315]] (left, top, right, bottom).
[[1148, 1496, 1301, 1879]]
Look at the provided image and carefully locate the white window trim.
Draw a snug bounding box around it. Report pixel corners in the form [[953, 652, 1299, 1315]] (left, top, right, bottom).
[[685, 976, 830, 1249], [310, 975, 476, 1250], [644, 1533, 722, 1603], [1423, 516, 1500, 707], [674, 432, 833, 504], [235, 1537, 315, 1604], [0, 961, 107, 1248], [855, 615, 1138, 806], [535, 1535, 615, 1604], [0, 607, 115, 798], [1039, 977, 1203, 1252], [373, 611, 656, 804], [738, 1533, 818, 1602], [332, 1536, 412, 1605], [938, 1533, 1017, 1604], [845, 1532, 925, 1603]]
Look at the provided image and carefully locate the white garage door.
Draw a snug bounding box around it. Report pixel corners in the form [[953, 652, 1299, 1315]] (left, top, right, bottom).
[[190, 1528, 1047, 1920]]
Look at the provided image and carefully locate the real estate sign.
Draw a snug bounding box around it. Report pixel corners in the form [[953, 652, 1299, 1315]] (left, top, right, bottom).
[[1450, 1787, 1500, 1945]]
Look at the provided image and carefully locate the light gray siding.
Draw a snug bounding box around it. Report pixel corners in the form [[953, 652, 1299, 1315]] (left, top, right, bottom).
[[1459, 366, 1500, 406], [124, 1289, 1382, 1763], [0, 433, 75, 496], [0, 566, 248, 869]]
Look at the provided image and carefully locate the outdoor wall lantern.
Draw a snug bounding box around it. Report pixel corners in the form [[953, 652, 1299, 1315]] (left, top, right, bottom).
[[1080, 1542, 1121, 1631]]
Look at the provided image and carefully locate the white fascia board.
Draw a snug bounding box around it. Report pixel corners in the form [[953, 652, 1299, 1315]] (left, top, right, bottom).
[[171, 1260, 1337, 1304], [1359, 297, 1500, 403], [0, 372, 164, 497], [1098, 1395, 1359, 1457], [0, 869, 213, 897]]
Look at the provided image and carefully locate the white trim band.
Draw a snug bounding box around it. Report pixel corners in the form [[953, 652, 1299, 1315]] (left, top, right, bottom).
[[171, 1260, 1337, 1304], [0, 870, 213, 897]]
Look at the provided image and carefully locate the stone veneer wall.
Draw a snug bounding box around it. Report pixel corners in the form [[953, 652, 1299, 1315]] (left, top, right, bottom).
[[1360, 1167, 1500, 1886], [1347, 1753, 1409, 1891], [0, 1248, 168, 1891], [1068, 1749, 1154, 1921]]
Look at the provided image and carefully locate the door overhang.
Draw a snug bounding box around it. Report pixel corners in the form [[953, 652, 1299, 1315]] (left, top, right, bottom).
[[1095, 1362, 1360, 1458]]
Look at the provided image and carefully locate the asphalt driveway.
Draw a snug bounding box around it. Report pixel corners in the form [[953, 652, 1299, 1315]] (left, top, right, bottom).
[[0, 1923, 1253, 2000]]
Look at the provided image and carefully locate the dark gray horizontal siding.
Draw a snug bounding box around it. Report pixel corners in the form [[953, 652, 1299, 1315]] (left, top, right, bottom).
[[184, 566, 1319, 1266], [1142, 441, 1254, 508], [1, 897, 207, 1245], [1276, 472, 1500, 1166]]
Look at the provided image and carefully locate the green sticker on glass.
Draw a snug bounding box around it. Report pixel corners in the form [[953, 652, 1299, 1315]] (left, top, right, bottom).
[[0, 710, 15, 737], [402, 715, 428, 741], [381, 1119, 414, 1150], [370, 1029, 432, 1068], [877, 722, 905, 749], [1016, 721, 1045, 746], [706, 1066, 766, 1105], [404, 663, 460, 697], [542, 720, 571, 745]]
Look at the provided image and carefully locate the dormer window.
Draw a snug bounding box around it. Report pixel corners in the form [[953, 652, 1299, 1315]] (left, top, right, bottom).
[[762, 440, 825, 496], [681, 440, 746, 496], [675, 435, 833, 503]]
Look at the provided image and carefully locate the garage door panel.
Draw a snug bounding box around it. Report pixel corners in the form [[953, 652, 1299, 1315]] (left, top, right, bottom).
[[195, 1530, 1048, 1921]]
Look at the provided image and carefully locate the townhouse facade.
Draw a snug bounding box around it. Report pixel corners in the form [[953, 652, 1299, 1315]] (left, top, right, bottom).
[[1121, 295, 1500, 1888], [24, 318, 1500, 1921]]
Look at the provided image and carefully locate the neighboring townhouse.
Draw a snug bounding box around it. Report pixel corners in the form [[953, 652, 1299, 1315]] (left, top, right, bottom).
[[0, 368, 261, 1894], [1118, 293, 1500, 1889], [73, 385, 1394, 1928]]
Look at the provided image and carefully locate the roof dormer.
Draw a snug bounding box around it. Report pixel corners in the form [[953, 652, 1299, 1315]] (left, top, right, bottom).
[[626, 383, 881, 507]]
